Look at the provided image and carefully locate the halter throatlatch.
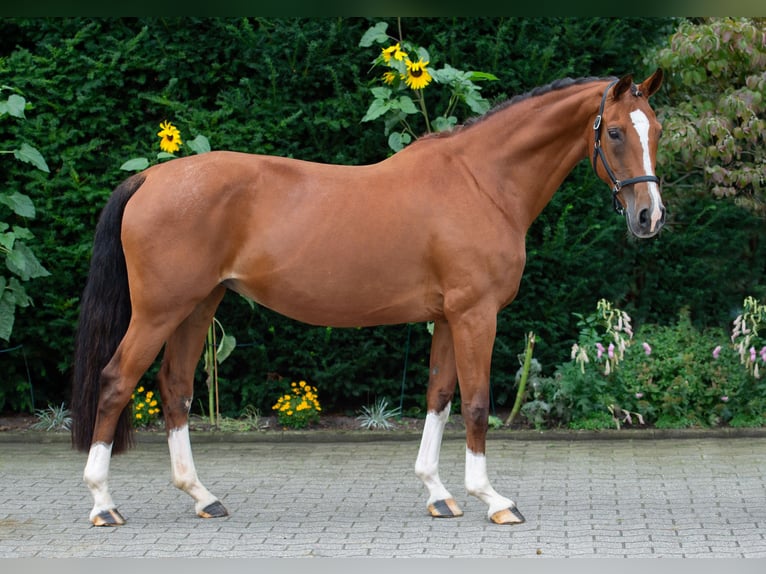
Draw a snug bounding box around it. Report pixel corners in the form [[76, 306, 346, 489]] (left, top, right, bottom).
[[592, 79, 661, 215]]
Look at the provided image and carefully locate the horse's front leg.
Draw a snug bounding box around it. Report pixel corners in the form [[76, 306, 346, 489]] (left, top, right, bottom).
[[451, 307, 525, 525], [414, 320, 463, 518], [159, 287, 228, 519]]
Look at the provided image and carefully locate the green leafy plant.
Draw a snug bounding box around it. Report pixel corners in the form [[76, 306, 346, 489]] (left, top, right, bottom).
[[648, 17, 766, 216], [357, 397, 401, 430], [130, 385, 161, 428], [272, 380, 322, 430], [505, 332, 537, 426], [730, 295, 766, 378], [31, 402, 72, 431], [203, 316, 237, 428], [0, 86, 50, 342], [359, 19, 498, 152], [569, 411, 616, 431]]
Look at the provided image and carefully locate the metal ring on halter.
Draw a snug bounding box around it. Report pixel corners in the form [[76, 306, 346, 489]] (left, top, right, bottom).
[[592, 79, 660, 216]]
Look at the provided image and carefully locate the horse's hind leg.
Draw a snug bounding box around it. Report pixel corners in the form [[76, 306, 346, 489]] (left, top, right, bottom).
[[414, 319, 463, 518], [158, 285, 228, 519], [83, 315, 181, 526]]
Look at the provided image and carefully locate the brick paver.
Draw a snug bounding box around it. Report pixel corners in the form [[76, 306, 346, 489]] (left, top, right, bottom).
[[1, 435, 765, 557]]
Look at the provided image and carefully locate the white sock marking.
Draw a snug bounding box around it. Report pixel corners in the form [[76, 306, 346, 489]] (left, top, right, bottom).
[[414, 403, 453, 504], [83, 442, 116, 519], [465, 448, 514, 517], [168, 424, 218, 512]]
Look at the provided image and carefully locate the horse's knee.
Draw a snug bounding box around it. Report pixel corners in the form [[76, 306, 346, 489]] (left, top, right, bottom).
[[461, 399, 489, 429]]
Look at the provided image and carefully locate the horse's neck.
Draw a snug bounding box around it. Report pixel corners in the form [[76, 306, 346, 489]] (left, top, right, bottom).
[[455, 83, 604, 230]]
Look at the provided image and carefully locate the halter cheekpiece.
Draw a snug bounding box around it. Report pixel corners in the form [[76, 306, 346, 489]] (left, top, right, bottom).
[[592, 79, 661, 215]]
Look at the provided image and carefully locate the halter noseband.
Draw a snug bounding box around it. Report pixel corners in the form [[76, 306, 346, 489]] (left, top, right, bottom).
[[592, 79, 661, 215]]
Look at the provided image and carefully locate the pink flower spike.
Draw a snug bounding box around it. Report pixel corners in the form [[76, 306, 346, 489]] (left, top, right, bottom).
[[608, 343, 615, 359], [635, 392, 644, 399], [721, 396, 729, 403], [642, 342, 652, 356], [712, 345, 722, 359], [596, 343, 605, 359], [750, 347, 757, 363], [760, 347, 766, 362]]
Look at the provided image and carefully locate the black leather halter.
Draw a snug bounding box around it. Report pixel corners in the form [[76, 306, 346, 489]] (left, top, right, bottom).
[[592, 79, 661, 215]]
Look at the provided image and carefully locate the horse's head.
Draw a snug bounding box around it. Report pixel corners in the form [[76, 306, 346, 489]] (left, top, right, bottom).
[[592, 68, 665, 238]]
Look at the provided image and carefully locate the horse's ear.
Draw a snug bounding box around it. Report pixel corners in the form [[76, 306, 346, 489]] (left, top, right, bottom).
[[610, 75, 633, 100], [638, 68, 663, 98]]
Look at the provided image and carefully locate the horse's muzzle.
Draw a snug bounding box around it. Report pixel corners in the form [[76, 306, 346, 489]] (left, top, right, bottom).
[[630, 204, 666, 238]]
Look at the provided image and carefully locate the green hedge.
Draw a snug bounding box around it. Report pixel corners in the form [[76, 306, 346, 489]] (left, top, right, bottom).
[[1, 17, 764, 419]]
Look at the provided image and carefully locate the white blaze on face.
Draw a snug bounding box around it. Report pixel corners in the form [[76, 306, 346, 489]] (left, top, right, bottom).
[[629, 109, 663, 232]]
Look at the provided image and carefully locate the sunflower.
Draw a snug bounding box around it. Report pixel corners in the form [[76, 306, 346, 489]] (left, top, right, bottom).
[[381, 43, 407, 63], [382, 70, 397, 85], [157, 120, 182, 153], [403, 58, 432, 90]]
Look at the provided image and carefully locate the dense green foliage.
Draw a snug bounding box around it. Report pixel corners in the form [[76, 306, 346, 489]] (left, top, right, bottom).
[[1, 17, 764, 424], [649, 17, 766, 216]]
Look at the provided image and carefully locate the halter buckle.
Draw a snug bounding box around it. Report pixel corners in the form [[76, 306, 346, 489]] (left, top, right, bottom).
[[593, 115, 602, 131], [612, 189, 625, 215]]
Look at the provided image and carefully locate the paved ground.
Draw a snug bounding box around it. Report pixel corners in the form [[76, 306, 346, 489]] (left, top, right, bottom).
[[1, 433, 766, 558]]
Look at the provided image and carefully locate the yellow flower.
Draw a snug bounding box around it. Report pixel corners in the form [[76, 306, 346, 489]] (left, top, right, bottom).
[[403, 58, 432, 90], [146, 391, 153, 399], [157, 120, 182, 153], [382, 43, 407, 63], [150, 400, 158, 407], [136, 413, 143, 419], [299, 381, 306, 388], [382, 71, 397, 85], [287, 410, 293, 416], [137, 387, 144, 393]]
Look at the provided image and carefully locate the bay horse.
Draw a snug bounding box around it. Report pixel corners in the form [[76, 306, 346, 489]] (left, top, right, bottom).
[[71, 70, 665, 526]]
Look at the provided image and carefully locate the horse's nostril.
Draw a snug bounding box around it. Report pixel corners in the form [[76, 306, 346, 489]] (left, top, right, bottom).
[[639, 208, 650, 227], [660, 206, 666, 224]]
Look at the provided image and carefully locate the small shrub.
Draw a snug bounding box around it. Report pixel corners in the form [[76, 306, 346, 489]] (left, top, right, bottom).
[[729, 413, 766, 428], [568, 411, 615, 430], [131, 386, 161, 428], [31, 402, 71, 431], [272, 380, 321, 429], [217, 405, 266, 432], [357, 397, 401, 430]]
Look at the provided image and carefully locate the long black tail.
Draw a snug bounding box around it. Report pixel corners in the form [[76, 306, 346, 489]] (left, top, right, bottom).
[[70, 174, 145, 454]]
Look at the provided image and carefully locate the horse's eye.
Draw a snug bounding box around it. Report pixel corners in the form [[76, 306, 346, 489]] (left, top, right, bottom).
[[608, 128, 621, 140]]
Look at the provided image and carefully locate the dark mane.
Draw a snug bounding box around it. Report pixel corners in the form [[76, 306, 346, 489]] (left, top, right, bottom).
[[416, 75, 616, 142]]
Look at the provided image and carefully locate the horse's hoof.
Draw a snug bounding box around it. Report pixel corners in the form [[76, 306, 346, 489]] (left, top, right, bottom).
[[489, 505, 526, 525], [198, 500, 228, 519], [428, 498, 464, 518], [91, 508, 126, 527]]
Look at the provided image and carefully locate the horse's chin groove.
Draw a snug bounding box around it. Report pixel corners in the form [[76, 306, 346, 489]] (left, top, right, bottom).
[[91, 508, 126, 527], [628, 223, 661, 240], [428, 498, 464, 518], [198, 500, 229, 519], [489, 505, 526, 525]]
